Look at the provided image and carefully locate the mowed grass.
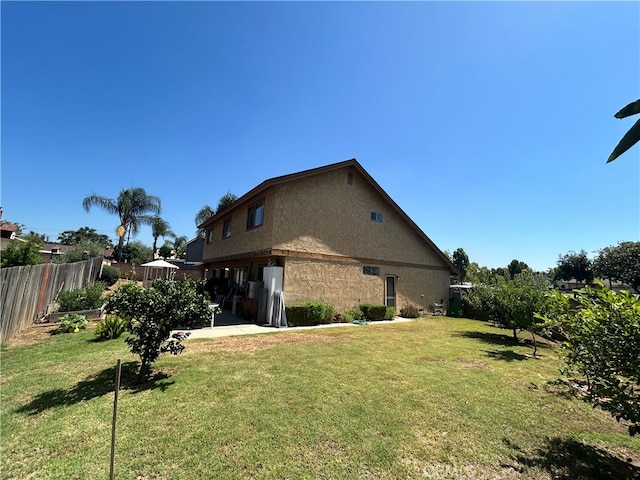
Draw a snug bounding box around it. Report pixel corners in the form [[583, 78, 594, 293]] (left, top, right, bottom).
[[2, 317, 639, 479]]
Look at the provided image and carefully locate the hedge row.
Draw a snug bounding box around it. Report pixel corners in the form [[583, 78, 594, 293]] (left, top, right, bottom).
[[285, 301, 335, 327]]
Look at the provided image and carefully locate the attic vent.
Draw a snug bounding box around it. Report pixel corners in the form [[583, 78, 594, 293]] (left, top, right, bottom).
[[347, 172, 353, 185]]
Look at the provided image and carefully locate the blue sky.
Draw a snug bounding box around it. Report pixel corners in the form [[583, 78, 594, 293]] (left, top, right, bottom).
[[2, 1, 639, 272]]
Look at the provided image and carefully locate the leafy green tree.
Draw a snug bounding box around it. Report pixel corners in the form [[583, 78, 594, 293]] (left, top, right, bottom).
[[216, 191, 238, 213], [105, 278, 212, 378], [120, 241, 153, 265], [465, 262, 491, 285], [467, 271, 549, 349], [540, 282, 640, 435], [452, 247, 470, 283], [608, 99, 640, 163], [553, 250, 594, 284], [150, 217, 174, 258], [158, 242, 173, 259], [195, 205, 215, 232], [82, 187, 161, 262], [58, 227, 112, 247], [507, 259, 529, 280], [1, 236, 44, 267], [593, 241, 640, 292]]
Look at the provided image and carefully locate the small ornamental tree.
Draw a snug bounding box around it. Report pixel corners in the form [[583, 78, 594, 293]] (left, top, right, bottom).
[[105, 278, 212, 378], [467, 271, 548, 353], [539, 282, 640, 436]]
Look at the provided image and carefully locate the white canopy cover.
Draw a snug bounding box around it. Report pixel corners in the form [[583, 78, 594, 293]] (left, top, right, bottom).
[[141, 259, 179, 286]]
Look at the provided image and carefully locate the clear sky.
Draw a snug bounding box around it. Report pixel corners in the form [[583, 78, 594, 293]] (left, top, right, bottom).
[[2, 1, 639, 272]]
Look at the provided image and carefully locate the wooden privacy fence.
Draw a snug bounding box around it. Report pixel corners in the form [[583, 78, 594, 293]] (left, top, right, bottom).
[[0, 257, 103, 343]]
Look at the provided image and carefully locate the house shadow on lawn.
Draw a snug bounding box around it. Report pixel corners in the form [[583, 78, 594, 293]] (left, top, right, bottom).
[[502, 436, 640, 480], [16, 361, 174, 416]]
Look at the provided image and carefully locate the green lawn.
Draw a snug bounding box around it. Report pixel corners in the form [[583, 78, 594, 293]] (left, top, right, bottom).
[[2, 317, 639, 479]]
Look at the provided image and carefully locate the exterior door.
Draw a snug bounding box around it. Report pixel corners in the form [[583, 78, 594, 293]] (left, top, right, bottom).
[[385, 276, 396, 308]]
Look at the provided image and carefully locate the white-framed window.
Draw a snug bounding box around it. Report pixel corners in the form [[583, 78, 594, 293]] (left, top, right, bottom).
[[363, 266, 380, 276], [207, 228, 214, 244], [370, 211, 383, 222], [222, 218, 231, 239], [247, 199, 265, 229]]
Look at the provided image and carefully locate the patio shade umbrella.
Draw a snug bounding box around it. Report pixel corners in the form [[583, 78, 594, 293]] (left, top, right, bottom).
[[140, 259, 179, 286]]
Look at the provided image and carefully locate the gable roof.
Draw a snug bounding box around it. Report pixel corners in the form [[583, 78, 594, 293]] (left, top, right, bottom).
[[200, 158, 457, 274]]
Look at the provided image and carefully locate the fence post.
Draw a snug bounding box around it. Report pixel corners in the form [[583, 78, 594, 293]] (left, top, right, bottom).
[[35, 262, 52, 319]]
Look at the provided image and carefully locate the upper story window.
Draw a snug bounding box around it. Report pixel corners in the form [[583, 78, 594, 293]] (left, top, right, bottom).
[[347, 172, 353, 185], [247, 199, 265, 229], [222, 218, 231, 239], [370, 211, 383, 222], [207, 228, 214, 244]]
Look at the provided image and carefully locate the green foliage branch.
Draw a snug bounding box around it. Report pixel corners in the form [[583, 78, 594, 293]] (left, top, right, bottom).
[[608, 99, 640, 163], [1, 236, 43, 268], [538, 282, 640, 435]]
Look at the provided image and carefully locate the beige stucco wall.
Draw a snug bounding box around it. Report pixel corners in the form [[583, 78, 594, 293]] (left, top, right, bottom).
[[284, 257, 450, 314], [202, 188, 277, 261], [272, 167, 444, 267]]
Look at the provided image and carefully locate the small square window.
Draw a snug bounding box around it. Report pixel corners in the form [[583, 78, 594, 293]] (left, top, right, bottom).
[[222, 219, 231, 239], [370, 211, 383, 222], [363, 266, 380, 276]]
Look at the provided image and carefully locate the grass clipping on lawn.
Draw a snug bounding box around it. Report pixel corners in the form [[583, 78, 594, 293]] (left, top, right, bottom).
[[2, 317, 639, 480]]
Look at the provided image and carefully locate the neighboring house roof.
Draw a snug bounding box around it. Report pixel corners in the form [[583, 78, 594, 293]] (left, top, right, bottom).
[[200, 158, 457, 274], [185, 236, 204, 265], [0, 223, 18, 239]]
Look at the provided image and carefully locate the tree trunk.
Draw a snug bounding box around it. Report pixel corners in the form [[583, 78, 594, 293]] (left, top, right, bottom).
[[512, 328, 518, 342], [116, 236, 125, 262]]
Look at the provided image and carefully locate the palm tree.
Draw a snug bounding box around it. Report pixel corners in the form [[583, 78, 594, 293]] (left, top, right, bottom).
[[194, 205, 215, 237], [151, 217, 175, 259], [82, 187, 161, 262], [172, 235, 188, 258]]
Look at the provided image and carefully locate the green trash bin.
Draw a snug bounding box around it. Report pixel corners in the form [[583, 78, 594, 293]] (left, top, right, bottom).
[[449, 296, 463, 317]]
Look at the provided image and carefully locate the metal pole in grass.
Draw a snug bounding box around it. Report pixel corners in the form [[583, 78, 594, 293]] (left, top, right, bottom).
[[109, 358, 122, 480]]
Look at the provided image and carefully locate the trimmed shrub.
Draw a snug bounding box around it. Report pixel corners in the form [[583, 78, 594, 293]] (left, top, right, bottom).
[[94, 315, 127, 340], [399, 305, 420, 318], [385, 306, 396, 320], [342, 306, 365, 323], [359, 304, 387, 321], [57, 283, 105, 312], [285, 301, 335, 327], [56, 313, 89, 333], [99, 265, 120, 287]]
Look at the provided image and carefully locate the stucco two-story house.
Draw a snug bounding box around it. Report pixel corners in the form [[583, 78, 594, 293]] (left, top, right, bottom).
[[199, 159, 457, 314]]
